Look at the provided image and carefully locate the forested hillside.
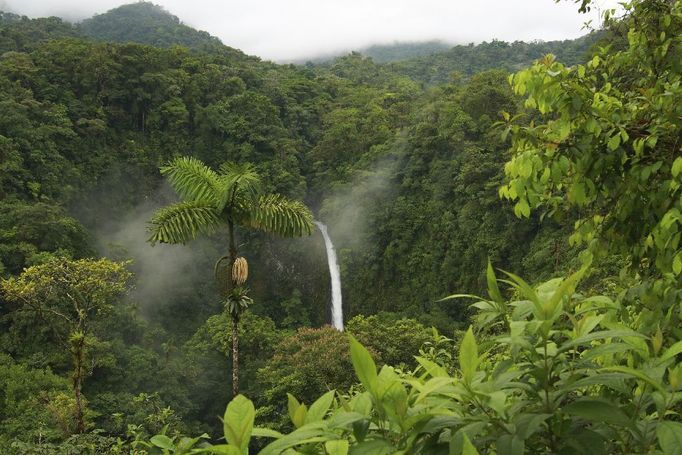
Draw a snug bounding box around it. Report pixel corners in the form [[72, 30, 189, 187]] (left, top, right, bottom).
[[0, 11, 81, 52], [358, 40, 452, 63], [385, 32, 604, 84], [306, 33, 601, 84], [0, 0, 680, 453], [78, 2, 241, 56]]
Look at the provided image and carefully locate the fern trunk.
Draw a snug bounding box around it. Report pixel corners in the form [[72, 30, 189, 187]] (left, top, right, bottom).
[[228, 221, 239, 397], [231, 314, 239, 397]]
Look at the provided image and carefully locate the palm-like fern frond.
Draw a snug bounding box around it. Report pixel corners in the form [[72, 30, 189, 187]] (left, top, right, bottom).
[[217, 162, 262, 212], [161, 157, 221, 204], [148, 200, 221, 245], [149, 157, 313, 247], [249, 194, 314, 237]]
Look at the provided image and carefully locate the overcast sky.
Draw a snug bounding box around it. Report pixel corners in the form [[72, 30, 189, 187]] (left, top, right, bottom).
[[2, 0, 620, 61]]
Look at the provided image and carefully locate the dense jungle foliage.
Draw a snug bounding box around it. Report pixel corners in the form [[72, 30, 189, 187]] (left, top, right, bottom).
[[0, 0, 680, 453]]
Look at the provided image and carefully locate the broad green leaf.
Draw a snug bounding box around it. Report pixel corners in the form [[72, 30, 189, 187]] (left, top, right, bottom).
[[486, 260, 504, 304], [450, 423, 488, 455], [462, 434, 479, 455], [287, 393, 300, 423], [510, 301, 535, 320], [292, 403, 308, 428], [578, 295, 617, 310], [252, 427, 284, 438], [496, 434, 524, 455], [258, 423, 330, 455], [559, 330, 647, 353], [351, 392, 373, 415], [515, 199, 531, 218], [514, 413, 551, 439], [574, 314, 603, 338], [563, 399, 631, 427], [305, 390, 335, 424], [349, 335, 378, 393], [568, 181, 586, 204], [536, 277, 563, 299], [560, 373, 629, 393], [607, 134, 620, 151], [672, 157, 682, 178], [328, 412, 366, 429], [544, 267, 585, 319], [223, 394, 255, 451], [150, 434, 174, 450], [659, 340, 682, 364], [416, 356, 449, 378], [561, 428, 608, 455], [674, 253, 682, 275], [416, 376, 456, 403], [177, 434, 209, 450], [460, 326, 479, 384], [471, 300, 497, 311], [325, 439, 350, 455], [376, 367, 408, 421], [580, 342, 633, 361], [352, 419, 370, 443], [601, 366, 667, 394], [419, 416, 461, 434], [484, 390, 507, 416], [657, 421, 682, 455]]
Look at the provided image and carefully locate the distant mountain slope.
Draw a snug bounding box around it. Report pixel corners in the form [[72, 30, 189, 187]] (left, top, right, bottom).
[[385, 32, 604, 85], [78, 1, 247, 58], [293, 40, 455, 65], [0, 12, 81, 53], [360, 40, 452, 63]]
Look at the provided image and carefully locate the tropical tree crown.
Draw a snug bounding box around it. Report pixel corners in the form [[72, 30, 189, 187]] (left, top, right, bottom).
[[148, 157, 314, 245]]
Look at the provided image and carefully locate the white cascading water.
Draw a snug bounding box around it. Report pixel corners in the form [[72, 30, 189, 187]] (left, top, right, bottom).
[[314, 221, 343, 331]]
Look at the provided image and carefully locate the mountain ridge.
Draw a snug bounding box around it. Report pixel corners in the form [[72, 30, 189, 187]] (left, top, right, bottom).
[[77, 2, 247, 58]]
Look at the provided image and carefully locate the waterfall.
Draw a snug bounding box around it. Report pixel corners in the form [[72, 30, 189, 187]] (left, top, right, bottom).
[[314, 221, 343, 331]]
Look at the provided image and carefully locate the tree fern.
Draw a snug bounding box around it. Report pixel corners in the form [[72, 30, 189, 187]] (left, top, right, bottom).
[[147, 156, 314, 397]]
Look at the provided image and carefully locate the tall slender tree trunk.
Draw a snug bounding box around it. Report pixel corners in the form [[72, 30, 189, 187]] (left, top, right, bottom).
[[72, 335, 86, 433], [231, 314, 239, 397], [227, 221, 239, 397]]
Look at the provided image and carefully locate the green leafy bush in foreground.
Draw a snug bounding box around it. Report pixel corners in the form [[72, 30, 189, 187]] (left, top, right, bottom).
[[146, 263, 682, 454]]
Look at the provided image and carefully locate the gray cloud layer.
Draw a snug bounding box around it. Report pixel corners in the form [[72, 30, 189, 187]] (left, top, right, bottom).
[[3, 0, 619, 61]]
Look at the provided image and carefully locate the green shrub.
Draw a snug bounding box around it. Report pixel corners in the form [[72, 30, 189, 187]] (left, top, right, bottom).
[[148, 264, 682, 453]]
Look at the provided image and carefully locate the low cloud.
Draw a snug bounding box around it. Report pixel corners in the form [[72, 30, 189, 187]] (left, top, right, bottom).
[[4, 0, 620, 61], [318, 134, 407, 252], [95, 186, 221, 315]]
